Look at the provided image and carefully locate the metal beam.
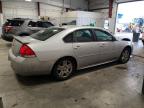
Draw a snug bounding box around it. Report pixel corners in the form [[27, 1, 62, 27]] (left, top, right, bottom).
[[89, 7, 109, 11], [37, 2, 40, 17], [0, 0, 2, 14], [142, 77, 144, 94], [109, 0, 114, 18]]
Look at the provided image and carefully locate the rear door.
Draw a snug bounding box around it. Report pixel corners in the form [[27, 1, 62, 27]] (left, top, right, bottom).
[[93, 29, 118, 62], [72, 29, 101, 68], [27, 21, 42, 34]]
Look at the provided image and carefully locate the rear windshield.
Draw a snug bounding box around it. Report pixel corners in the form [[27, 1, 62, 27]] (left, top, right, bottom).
[[28, 21, 54, 28], [31, 27, 65, 41], [5, 20, 24, 26]]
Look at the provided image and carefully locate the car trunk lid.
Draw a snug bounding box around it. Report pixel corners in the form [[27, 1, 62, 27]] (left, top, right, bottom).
[[12, 36, 39, 56]]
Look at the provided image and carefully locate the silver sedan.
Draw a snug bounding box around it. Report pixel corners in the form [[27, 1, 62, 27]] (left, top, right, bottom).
[[8, 26, 133, 80]]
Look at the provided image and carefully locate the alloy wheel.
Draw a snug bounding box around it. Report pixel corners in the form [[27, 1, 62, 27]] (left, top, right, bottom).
[[121, 49, 130, 63], [56, 60, 73, 79]]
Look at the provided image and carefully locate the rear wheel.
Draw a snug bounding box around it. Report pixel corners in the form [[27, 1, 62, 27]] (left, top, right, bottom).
[[119, 48, 131, 64], [52, 58, 75, 80]]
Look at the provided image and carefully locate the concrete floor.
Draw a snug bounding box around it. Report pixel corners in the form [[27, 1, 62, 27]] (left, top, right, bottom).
[[0, 39, 144, 108]]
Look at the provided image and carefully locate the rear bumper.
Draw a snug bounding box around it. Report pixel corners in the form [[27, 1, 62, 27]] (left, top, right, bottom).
[[8, 49, 53, 76], [1, 34, 13, 42]]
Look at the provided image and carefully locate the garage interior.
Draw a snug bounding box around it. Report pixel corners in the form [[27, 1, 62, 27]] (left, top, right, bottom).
[[0, 0, 144, 108]]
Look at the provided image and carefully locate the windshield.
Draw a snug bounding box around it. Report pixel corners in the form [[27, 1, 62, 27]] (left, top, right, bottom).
[[5, 20, 24, 26], [31, 27, 65, 41]]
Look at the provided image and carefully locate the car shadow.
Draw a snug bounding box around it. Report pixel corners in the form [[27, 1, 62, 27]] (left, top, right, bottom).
[[16, 61, 119, 86], [16, 74, 57, 86]]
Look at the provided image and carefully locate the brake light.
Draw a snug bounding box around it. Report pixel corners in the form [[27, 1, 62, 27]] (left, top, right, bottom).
[[19, 44, 36, 57], [5, 26, 13, 32]]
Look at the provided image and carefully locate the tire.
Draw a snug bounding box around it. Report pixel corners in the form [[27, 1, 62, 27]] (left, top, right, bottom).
[[119, 48, 131, 64], [52, 58, 76, 80], [142, 40, 144, 46]]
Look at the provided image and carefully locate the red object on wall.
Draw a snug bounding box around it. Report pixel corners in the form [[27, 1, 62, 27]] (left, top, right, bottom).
[[109, 0, 113, 18]]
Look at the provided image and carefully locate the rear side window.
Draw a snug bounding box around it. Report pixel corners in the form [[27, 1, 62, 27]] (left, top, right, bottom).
[[28, 21, 37, 27], [28, 21, 54, 28], [63, 33, 73, 43], [31, 27, 65, 41], [5, 20, 24, 26]]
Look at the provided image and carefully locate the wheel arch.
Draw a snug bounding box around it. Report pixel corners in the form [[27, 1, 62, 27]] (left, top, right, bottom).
[[124, 45, 132, 55], [52, 56, 77, 72]]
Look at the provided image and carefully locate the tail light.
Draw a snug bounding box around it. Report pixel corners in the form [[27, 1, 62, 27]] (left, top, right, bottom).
[[5, 26, 13, 32], [19, 44, 36, 57]]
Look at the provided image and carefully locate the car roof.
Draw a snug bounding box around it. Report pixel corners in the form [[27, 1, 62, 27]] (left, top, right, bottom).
[[60, 25, 111, 33], [7, 18, 31, 21], [7, 18, 52, 22]]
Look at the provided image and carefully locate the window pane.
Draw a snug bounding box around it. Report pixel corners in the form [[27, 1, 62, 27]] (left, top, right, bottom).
[[94, 30, 113, 41], [74, 29, 93, 42], [63, 33, 73, 43], [6, 20, 24, 26], [31, 27, 65, 41], [42, 22, 54, 28], [28, 21, 37, 27], [37, 21, 43, 27]]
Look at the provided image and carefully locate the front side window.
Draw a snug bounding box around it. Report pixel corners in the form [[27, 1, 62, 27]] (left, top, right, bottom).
[[73, 29, 94, 42], [94, 30, 113, 41], [42, 22, 54, 28], [31, 27, 65, 41]]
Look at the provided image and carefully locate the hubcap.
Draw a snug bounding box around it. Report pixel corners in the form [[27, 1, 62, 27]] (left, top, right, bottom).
[[121, 50, 130, 62], [57, 60, 73, 78]]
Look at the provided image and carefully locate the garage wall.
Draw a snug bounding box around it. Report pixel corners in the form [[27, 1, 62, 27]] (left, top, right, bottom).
[[2, 1, 37, 21], [40, 3, 62, 25], [1, 0, 88, 25], [88, 0, 119, 34], [88, 0, 109, 21]]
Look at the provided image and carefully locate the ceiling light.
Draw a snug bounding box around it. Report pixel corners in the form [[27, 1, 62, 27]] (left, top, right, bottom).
[[25, 0, 32, 2]]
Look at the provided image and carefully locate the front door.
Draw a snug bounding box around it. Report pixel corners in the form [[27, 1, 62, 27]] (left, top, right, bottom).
[[72, 29, 101, 68], [93, 29, 118, 62]]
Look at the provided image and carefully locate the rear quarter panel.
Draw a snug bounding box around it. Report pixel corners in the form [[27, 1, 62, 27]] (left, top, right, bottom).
[[29, 36, 75, 66]]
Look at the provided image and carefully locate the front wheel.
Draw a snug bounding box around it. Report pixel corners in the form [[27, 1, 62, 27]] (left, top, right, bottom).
[[142, 40, 144, 46], [119, 48, 131, 64], [52, 58, 75, 80]]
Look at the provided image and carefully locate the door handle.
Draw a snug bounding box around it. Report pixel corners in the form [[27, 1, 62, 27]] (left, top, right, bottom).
[[100, 45, 104, 47], [100, 43, 105, 47], [74, 46, 80, 49]]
